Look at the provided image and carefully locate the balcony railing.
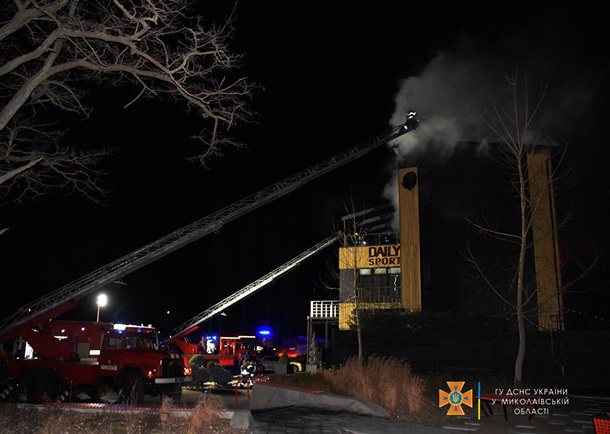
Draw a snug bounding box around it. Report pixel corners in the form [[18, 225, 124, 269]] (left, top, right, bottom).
[[310, 300, 338, 318]]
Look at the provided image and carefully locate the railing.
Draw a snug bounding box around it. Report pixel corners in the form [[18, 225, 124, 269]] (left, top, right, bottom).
[[310, 301, 338, 319], [340, 287, 402, 305], [345, 232, 399, 247], [358, 287, 401, 305]]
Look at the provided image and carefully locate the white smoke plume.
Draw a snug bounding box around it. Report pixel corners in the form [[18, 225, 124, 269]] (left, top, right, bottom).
[[382, 28, 609, 228], [383, 46, 502, 227], [390, 53, 497, 156]]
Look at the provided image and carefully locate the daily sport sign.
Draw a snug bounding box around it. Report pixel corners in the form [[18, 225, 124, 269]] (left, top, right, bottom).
[[338, 244, 400, 269]]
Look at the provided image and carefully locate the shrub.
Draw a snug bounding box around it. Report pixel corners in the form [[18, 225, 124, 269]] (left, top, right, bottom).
[[188, 355, 233, 386], [326, 356, 432, 421], [278, 348, 289, 365], [352, 309, 513, 335], [269, 356, 433, 421], [208, 363, 234, 385]]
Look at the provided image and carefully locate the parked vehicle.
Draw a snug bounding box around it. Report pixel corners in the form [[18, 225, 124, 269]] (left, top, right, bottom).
[[258, 355, 302, 373], [1, 320, 190, 404], [165, 334, 257, 371]]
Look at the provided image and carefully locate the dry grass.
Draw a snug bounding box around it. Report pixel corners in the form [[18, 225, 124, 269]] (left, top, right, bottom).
[[271, 359, 431, 420], [273, 357, 515, 426], [0, 394, 248, 434], [323, 356, 434, 422]]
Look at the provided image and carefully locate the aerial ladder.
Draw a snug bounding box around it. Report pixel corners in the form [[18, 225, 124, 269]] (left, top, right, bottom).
[[162, 231, 342, 353], [0, 112, 419, 342]]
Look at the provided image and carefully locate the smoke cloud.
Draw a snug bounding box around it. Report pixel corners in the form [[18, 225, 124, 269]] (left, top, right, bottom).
[[383, 25, 609, 228], [390, 52, 496, 157], [382, 44, 503, 227]]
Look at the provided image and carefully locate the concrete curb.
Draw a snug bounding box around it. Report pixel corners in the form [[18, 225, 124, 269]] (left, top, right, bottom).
[[228, 409, 254, 429], [249, 381, 390, 418]]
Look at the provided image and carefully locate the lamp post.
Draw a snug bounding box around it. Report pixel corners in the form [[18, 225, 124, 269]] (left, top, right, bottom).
[[96, 294, 107, 322]]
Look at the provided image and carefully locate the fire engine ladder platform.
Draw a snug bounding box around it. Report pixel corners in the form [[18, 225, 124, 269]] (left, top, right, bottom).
[[163, 231, 343, 345], [0, 113, 418, 342]]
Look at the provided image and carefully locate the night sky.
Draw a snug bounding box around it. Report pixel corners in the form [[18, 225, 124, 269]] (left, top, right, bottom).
[[2, 2, 609, 342]]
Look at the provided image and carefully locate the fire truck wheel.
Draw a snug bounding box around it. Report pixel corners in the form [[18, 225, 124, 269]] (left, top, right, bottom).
[[118, 373, 144, 405], [44, 371, 64, 401], [20, 368, 45, 403]]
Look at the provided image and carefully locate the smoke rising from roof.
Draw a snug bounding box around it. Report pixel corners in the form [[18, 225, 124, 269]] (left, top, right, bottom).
[[382, 44, 503, 228], [382, 24, 610, 229], [390, 52, 496, 158]]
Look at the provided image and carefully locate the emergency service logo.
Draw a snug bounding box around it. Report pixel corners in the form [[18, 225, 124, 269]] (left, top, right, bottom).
[[439, 381, 473, 415]]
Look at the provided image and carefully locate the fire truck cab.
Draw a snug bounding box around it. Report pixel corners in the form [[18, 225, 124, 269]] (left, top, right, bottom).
[[4, 320, 190, 404]]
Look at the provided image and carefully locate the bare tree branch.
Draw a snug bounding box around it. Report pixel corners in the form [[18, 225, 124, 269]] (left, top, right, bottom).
[[469, 70, 555, 386], [0, 0, 255, 205], [0, 115, 111, 203]]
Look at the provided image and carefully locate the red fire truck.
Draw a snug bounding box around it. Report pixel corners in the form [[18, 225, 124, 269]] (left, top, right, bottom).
[[168, 334, 255, 369], [1, 318, 190, 405]]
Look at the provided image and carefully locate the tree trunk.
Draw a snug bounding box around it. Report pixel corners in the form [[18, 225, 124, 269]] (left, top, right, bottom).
[[356, 302, 363, 364], [515, 151, 528, 386], [515, 298, 526, 386]]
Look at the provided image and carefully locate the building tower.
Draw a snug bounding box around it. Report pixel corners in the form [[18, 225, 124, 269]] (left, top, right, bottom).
[[398, 167, 422, 310], [528, 149, 563, 330]]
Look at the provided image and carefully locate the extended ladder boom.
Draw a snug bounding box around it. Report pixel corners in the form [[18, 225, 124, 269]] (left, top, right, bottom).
[[163, 231, 342, 345], [0, 113, 418, 341]]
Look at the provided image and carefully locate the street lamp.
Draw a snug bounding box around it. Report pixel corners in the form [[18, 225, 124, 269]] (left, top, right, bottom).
[[96, 294, 107, 322]]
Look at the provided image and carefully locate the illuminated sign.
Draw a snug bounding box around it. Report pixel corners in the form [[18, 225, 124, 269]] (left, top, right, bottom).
[[339, 244, 400, 269]]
